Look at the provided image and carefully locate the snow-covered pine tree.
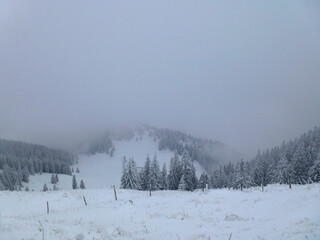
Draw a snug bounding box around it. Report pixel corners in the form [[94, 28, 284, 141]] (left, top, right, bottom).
[[17, 161, 22, 187], [149, 154, 161, 191], [179, 151, 196, 191], [199, 172, 209, 190], [76, 167, 80, 173], [159, 162, 168, 190], [55, 174, 59, 182], [292, 142, 309, 184], [126, 158, 140, 190], [51, 173, 57, 184], [0, 178, 5, 190], [309, 153, 320, 182], [225, 162, 235, 188], [43, 183, 48, 192], [277, 155, 294, 188], [253, 152, 272, 188], [120, 156, 128, 189], [140, 155, 151, 190], [72, 175, 77, 189], [22, 167, 30, 183], [80, 180, 86, 189], [178, 173, 187, 191], [168, 153, 182, 190], [233, 159, 251, 191]]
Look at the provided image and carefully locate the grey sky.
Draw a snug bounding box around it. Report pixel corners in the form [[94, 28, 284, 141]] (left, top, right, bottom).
[[1, 1, 320, 158]]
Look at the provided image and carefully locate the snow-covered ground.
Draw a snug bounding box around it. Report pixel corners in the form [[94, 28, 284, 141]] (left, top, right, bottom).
[[1, 184, 319, 240], [24, 135, 205, 191]]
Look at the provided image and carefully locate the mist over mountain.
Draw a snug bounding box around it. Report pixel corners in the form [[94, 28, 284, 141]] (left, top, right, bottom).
[[74, 124, 244, 171], [1, 1, 320, 158]]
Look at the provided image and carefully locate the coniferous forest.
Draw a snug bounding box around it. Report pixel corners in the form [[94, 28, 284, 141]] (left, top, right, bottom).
[[0, 139, 75, 190], [120, 126, 320, 191]]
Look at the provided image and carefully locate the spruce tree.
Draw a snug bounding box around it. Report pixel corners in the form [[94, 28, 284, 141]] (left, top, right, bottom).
[[233, 159, 251, 191], [159, 162, 168, 190], [309, 155, 320, 182], [22, 167, 30, 183], [80, 180, 86, 189], [278, 155, 294, 188], [0, 178, 5, 190], [51, 173, 57, 184], [292, 142, 309, 184], [141, 155, 151, 190], [72, 175, 78, 189], [120, 157, 128, 189], [43, 183, 48, 192], [168, 153, 182, 190], [199, 172, 209, 189], [126, 158, 140, 190], [179, 151, 196, 191], [149, 154, 161, 191]]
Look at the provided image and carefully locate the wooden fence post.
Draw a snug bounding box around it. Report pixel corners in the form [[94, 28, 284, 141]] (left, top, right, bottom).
[[113, 186, 117, 201], [83, 196, 87, 206], [46, 201, 49, 214]]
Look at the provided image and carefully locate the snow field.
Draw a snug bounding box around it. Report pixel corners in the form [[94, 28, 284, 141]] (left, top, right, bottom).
[[1, 183, 319, 240], [25, 135, 205, 191]]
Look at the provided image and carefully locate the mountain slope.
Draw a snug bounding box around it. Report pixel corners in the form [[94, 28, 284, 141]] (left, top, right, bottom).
[[25, 133, 205, 190]]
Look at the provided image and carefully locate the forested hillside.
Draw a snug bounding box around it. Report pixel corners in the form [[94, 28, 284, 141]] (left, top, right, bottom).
[[208, 126, 320, 190], [120, 126, 320, 192], [84, 125, 240, 172], [0, 139, 75, 190]]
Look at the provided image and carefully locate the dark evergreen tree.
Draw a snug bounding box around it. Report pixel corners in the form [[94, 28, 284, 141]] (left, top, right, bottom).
[[168, 153, 182, 190], [80, 180, 86, 189], [0, 178, 5, 190], [159, 162, 168, 190], [309, 154, 320, 182], [120, 157, 128, 189], [233, 159, 251, 190], [51, 173, 57, 184], [292, 142, 309, 184], [125, 158, 140, 190], [179, 151, 196, 191], [72, 175, 78, 189], [149, 155, 161, 190], [199, 172, 209, 189], [43, 183, 48, 192], [22, 167, 30, 183], [140, 155, 151, 190]]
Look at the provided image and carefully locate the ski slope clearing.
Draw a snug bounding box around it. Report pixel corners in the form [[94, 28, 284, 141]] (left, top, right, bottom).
[[25, 135, 205, 191], [1, 184, 319, 240]]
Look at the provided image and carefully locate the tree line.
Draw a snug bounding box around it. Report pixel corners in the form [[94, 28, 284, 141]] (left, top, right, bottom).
[[202, 126, 320, 190], [0, 138, 75, 191], [120, 151, 198, 191], [121, 126, 320, 192]]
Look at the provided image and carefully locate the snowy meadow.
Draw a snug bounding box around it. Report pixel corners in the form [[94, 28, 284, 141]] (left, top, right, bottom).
[[0, 183, 319, 240]]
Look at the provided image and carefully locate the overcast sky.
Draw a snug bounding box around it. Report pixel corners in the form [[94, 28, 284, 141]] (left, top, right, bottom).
[[1, 1, 320, 158]]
